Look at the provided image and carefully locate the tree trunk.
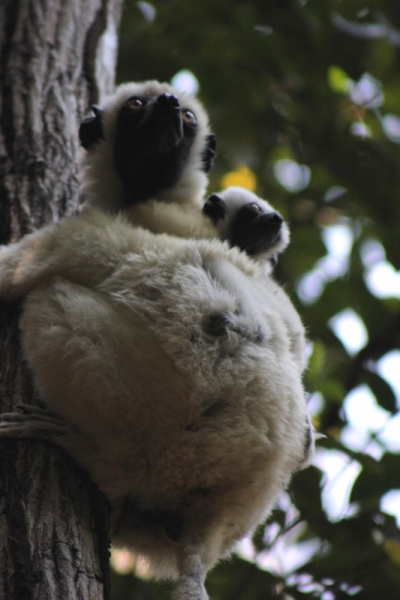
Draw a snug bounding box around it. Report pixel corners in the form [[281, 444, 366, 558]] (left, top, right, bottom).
[[0, 0, 122, 597]]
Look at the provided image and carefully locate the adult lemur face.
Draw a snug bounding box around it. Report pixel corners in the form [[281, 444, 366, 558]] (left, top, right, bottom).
[[79, 80, 216, 211], [117, 92, 197, 152], [113, 91, 198, 204]]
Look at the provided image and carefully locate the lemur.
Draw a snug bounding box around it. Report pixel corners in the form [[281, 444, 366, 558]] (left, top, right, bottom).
[[0, 80, 313, 600]]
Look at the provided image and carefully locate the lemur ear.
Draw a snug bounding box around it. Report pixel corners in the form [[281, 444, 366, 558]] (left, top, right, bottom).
[[203, 193, 226, 223], [79, 105, 104, 149], [201, 134, 217, 173]]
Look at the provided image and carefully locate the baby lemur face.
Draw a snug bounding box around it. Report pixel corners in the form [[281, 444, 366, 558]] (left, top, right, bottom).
[[203, 186, 290, 264], [79, 81, 216, 207]]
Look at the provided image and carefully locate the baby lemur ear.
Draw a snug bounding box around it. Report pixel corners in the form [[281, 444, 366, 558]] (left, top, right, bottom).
[[203, 193, 226, 223], [201, 134, 217, 173], [79, 105, 104, 149]]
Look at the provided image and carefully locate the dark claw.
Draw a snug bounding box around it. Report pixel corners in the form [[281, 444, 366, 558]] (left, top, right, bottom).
[[204, 313, 264, 343], [204, 313, 233, 336]]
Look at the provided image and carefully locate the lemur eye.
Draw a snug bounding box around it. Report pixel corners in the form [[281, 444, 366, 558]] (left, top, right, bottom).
[[182, 109, 197, 125], [248, 203, 262, 214], [126, 97, 144, 109]]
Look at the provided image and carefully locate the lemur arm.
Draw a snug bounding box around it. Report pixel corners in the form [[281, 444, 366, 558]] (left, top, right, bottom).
[[0, 209, 188, 300]]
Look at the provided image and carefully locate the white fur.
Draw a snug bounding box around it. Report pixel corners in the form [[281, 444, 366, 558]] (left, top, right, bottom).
[[0, 204, 310, 599], [0, 81, 312, 600]]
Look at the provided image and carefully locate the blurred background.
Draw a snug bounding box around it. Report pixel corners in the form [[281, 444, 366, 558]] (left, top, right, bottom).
[[111, 1, 400, 598]]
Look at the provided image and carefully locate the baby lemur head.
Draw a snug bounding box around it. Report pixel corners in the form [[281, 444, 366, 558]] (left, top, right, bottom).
[[203, 186, 290, 265], [79, 80, 216, 211]]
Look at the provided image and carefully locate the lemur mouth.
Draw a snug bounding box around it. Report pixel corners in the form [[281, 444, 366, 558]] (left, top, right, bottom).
[[245, 234, 281, 256]]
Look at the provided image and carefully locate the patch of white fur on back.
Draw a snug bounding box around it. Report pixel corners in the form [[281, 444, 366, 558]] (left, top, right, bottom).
[[80, 80, 212, 213]]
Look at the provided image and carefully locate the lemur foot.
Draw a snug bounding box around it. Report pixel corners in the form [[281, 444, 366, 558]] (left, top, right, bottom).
[[0, 404, 68, 440]]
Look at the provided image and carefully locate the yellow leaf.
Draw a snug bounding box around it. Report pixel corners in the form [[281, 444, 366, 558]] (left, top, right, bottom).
[[326, 426, 341, 439], [311, 414, 321, 431], [327, 65, 350, 93], [221, 165, 257, 191], [384, 540, 400, 566]]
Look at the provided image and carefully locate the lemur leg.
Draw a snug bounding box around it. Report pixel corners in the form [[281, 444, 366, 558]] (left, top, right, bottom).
[[172, 551, 208, 600], [0, 212, 195, 301]]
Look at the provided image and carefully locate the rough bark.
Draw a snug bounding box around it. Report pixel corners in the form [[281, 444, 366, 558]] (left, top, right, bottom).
[[0, 0, 122, 597]]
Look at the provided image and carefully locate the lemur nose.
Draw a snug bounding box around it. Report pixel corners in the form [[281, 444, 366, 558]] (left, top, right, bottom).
[[271, 213, 283, 224], [157, 93, 180, 108]]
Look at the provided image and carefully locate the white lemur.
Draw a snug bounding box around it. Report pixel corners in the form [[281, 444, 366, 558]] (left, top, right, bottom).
[[0, 81, 313, 600]]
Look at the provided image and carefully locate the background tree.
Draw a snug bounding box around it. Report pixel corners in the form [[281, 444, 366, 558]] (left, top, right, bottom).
[[111, 1, 400, 599], [0, 0, 122, 597]]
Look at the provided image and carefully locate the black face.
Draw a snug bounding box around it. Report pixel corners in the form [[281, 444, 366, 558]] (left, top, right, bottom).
[[79, 92, 216, 206], [229, 202, 283, 256], [203, 194, 283, 257], [115, 93, 197, 204]]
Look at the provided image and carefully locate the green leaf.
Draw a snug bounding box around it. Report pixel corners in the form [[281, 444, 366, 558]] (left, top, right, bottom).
[[290, 467, 328, 533], [365, 371, 398, 414], [327, 65, 351, 93], [351, 453, 400, 506], [305, 339, 326, 385], [350, 467, 386, 507]]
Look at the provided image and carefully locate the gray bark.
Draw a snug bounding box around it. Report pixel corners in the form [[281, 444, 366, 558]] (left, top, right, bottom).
[[0, 0, 122, 597]]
